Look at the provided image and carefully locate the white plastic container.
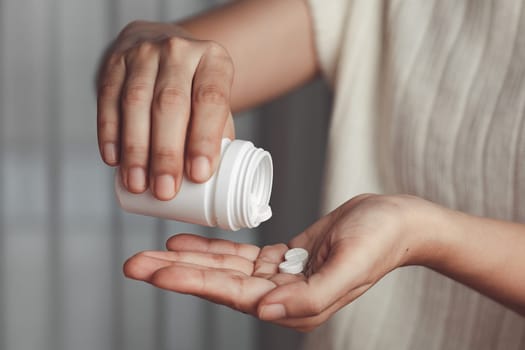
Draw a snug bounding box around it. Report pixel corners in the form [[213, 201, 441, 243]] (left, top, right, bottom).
[[115, 139, 273, 231]]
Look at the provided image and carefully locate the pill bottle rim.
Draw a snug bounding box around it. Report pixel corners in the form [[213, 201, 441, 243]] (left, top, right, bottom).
[[215, 139, 273, 230], [244, 151, 272, 227]]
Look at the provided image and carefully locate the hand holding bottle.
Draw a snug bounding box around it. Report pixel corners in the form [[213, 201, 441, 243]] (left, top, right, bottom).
[[97, 20, 235, 201]]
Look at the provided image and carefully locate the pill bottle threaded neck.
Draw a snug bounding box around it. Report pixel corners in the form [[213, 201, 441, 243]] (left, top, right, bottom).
[[232, 145, 272, 229], [214, 140, 273, 231]]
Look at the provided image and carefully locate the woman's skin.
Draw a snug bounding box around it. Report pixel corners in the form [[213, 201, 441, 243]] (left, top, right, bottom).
[[96, 0, 525, 332], [123, 194, 525, 331], [96, 0, 316, 200]]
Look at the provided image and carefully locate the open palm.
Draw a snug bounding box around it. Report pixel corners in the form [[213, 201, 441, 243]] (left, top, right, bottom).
[[124, 234, 309, 327], [124, 194, 414, 331]]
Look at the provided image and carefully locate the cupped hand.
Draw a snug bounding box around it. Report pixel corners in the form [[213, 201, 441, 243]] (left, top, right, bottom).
[[97, 21, 235, 200], [124, 194, 421, 331]]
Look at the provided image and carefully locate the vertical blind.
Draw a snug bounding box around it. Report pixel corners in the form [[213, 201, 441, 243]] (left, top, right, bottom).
[[0, 0, 331, 349]]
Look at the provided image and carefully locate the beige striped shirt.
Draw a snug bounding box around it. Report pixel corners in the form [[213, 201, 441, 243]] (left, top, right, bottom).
[[304, 1, 525, 349]]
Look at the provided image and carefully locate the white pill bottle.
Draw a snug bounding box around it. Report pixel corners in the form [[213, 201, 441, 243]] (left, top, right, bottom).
[[114, 139, 273, 231]]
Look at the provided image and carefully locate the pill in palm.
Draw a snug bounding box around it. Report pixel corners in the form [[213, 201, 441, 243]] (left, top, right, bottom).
[[278, 260, 305, 274], [279, 247, 309, 274], [284, 248, 308, 262]]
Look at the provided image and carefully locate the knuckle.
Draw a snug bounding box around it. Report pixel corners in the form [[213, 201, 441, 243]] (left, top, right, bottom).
[[233, 242, 242, 256], [194, 83, 229, 106], [205, 43, 234, 72], [123, 83, 151, 106], [204, 41, 228, 57], [98, 119, 119, 136], [99, 79, 121, 101], [211, 254, 226, 267], [304, 296, 323, 315], [135, 41, 156, 56], [205, 42, 234, 74], [124, 143, 148, 159], [230, 274, 248, 311], [165, 36, 191, 54], [125, 43, 157, 65], [185, 138, 217, 159], [153, 147, 180, 164], [106, 52, 124, 68], [155, 87, 189, 110], [99, 58, 124, 100]]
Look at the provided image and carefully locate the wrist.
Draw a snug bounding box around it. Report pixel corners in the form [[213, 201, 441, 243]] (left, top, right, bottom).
[[395, 195, 456, 268]]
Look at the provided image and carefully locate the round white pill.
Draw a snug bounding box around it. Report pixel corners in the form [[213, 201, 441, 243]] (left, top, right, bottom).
[[278, 260, 304, 274], [284, 248, 308, 263]]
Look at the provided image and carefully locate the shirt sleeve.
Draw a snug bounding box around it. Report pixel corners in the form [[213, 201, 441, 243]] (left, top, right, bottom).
[[306, 0, 352, 84]]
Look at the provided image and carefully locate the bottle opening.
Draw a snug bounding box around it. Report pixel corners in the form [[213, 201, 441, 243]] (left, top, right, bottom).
[[214, 139, 274, 230], [247, 153, 273, 226]]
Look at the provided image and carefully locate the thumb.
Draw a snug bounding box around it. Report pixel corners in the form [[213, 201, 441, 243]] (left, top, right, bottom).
[[257, 241, 368, 321]]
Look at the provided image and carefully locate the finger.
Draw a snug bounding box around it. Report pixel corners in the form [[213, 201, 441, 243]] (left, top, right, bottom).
[[267, 285, 370, 332], [150, 263, 276, 314], [257, 242, 368, 320], [124, 253, 249, 282], [97, 53, 126, 166], [166, 233, 260, 261], [223, 113, 235, 140], [126, 250, 255, 277], [123, 251, 174, 281], [186, 43, 234, 183], [253, 243, 288, 277], [150, 37, 201, 200], [120, 42, 159, 193]]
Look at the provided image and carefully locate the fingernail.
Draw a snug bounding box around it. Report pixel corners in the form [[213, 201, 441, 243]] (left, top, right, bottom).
[[128, 167, 146, 192], [155, 174, 175, 200], [191, 156, 211, 182], [103, 143, 117, 164], [259, 304, 286, 321]]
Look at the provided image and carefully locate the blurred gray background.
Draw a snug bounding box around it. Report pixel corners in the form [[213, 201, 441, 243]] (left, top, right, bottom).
[[0, 0, 331, 349]]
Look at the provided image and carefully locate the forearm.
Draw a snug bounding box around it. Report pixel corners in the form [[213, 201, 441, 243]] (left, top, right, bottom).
[[179, 0, 318, 112], [407, 197, 525, 314]]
